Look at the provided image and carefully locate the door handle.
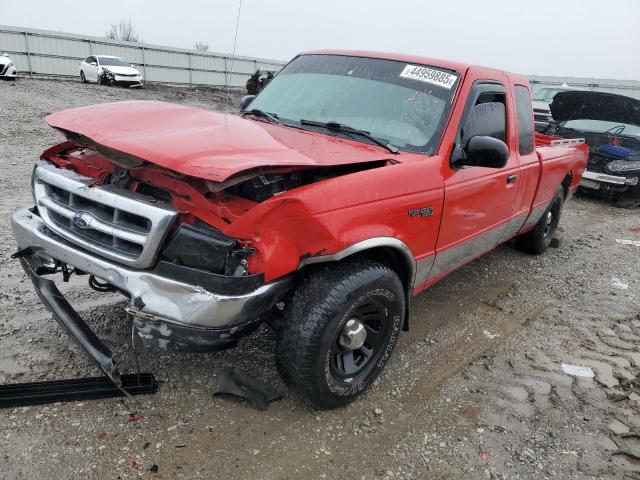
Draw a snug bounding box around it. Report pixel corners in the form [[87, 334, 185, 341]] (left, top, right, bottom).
[[506, 174, 517, 185]]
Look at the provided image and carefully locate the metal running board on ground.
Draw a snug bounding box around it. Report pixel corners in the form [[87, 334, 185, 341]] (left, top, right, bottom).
[[0, 373, 158, 409]]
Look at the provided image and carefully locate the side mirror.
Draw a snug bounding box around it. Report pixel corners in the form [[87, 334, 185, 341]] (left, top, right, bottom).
[[240, 95, 256, 111], [462, 136, 509, 168]]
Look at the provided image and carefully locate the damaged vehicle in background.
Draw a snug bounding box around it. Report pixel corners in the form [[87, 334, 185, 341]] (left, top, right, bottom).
[[0, 52, 18, 80], [532, 83, 584, 132], [545, 90, 640, 207], [79, 55, 144, 88], [12, 51, 587, 408]]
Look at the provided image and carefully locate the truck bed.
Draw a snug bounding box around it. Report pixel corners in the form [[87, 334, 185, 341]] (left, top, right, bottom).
[[533, 133, 589, 207]]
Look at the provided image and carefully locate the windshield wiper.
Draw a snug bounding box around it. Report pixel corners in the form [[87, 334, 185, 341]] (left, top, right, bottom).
[[241, 109, 280, 124], [299, 119, 399, 154]]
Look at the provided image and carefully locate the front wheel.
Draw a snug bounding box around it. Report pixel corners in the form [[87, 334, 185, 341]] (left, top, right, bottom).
[[276, 259, 404, 408], [515, 187, 564, 255], [80, 71, 86, 83]]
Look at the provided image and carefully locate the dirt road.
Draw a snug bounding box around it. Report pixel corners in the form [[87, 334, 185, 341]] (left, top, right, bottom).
[[1, 78, 639, 480]]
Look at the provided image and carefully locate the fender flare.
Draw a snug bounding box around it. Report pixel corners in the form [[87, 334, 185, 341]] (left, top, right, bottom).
[[297, 237, 417, 331], [297, 237, 417, 287]]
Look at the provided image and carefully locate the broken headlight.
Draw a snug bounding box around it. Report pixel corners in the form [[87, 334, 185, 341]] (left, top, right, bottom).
[[606, 160, 640, 175], [161, 222, 254, 276]]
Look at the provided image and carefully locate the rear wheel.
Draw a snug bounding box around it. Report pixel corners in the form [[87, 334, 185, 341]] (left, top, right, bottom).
[[276, 260, 404, 408], [80, 71, 86, 83], [516, 187, 564, 255]]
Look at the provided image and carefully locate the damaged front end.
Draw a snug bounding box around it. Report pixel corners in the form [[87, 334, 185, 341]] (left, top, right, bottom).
[[12, 100, 395, 388], [98, 69, 143, 88], [12, 153, 297, 361]]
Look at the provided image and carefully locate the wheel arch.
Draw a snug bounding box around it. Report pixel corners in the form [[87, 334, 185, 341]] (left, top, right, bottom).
[[298, 237, 416, 287], [297, 237, 416, 330], [561, 171, 573, 199]]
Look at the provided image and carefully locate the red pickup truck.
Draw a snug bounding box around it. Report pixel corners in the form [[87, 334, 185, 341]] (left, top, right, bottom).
[[11, 51, 588, 407]]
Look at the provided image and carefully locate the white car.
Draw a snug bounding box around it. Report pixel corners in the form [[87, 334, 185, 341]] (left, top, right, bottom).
[[0, 53, 17, 80], [79, 55, 143, 88]]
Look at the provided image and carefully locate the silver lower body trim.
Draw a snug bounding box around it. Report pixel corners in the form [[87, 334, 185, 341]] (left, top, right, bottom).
[[414, 254, 436, 286], [522, 200, 552, 231], [12, 207, 288, 329], [422, 208, 544, 284], [499, 210, 529, 243], [428, 225, 506, 281]]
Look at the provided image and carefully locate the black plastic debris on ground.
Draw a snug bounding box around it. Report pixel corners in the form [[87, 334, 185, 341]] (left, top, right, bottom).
[[0, 373, 158, 408], [214, 367, 282, 411]]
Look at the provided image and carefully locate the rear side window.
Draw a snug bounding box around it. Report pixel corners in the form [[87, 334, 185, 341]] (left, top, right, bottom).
[[515, 86, 534, 155]]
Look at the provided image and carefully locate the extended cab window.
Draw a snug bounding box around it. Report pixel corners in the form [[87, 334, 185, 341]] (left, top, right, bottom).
[[515, 86, 534, 155], [247, 54, 460, 154]]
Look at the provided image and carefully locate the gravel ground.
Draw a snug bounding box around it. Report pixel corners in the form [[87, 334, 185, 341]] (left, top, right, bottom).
[[1, 78, 639, 480]]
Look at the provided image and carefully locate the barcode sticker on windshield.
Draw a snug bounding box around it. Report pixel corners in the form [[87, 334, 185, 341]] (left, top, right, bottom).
[[400, 65, 457, 89]]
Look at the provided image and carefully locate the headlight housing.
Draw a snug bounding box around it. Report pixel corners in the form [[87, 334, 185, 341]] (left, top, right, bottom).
[[605, 160, 640, 175], [162, 222, 255, 276]]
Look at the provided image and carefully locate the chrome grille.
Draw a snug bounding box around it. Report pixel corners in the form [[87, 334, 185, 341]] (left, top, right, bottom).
[[33, 162, 178, 268]]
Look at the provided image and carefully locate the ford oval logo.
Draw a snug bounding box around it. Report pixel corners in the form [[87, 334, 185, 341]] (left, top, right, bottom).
[[72, 212, 90, 229]]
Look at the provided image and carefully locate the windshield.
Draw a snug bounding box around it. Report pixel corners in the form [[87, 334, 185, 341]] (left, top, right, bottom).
[[99, 57, 129, 67], [247, 54, 459, 154], [563, 119, 640, 138]]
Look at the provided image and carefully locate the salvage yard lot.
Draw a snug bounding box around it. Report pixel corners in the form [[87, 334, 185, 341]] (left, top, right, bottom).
[[1, 78, 640, 480]]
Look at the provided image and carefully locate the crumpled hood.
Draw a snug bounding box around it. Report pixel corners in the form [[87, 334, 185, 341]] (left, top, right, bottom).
[[45, 101, 394, 183], [550, 91, 640, 126], [100, 65, 141, 76]]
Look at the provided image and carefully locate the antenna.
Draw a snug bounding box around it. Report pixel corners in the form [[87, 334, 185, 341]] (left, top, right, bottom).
[[227, 0, 243, 111]]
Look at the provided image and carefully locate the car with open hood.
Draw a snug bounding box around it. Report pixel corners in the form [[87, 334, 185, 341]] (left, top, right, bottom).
[[11, 51, 587, 408], [79, 55, 143, 88], [0, 53, 17, 80], [531, 83, 586, 132], [546, 90, 640, 206]]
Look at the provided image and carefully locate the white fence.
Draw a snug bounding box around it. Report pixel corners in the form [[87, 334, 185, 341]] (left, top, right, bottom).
[[0, 25, 287, 87], [528, 75, 640, 100]]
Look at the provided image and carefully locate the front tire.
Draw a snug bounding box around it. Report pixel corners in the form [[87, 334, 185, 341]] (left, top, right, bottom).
[[276, 259, 404, 409], [80, 71, 86, 83], [516, 187, 564, 255]]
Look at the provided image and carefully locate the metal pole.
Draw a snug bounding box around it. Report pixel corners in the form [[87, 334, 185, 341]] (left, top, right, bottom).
[[227, 0, 242, 101], [24, 31, 33, 77], [141, 46, 147, 79], [224, 56, 228, 89], [188, 52, 193, 85]]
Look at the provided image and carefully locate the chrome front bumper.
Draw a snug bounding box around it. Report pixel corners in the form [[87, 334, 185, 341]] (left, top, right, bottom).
[[11, 207, 290, 332], [580, 169, 639, 187]]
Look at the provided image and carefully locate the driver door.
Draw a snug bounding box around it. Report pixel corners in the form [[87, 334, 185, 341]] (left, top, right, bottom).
[[428, 75, 521, 280]]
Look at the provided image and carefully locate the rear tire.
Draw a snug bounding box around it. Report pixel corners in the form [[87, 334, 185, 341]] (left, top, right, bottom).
[[80, 71, 86, 83], [516, 187, 564, 255], [276, 259, 404, 409]]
